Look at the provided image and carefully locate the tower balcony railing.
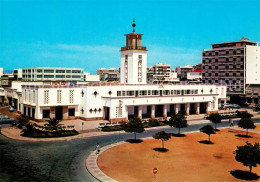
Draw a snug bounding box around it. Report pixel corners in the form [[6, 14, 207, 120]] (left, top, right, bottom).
[[121, 46, 147, 51]]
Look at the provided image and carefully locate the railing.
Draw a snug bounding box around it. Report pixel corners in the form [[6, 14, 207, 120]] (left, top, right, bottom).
[[121, 46, 147, 51]]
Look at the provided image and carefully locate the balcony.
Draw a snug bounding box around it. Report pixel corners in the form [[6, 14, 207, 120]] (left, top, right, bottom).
[[121, 46, 147, 51]]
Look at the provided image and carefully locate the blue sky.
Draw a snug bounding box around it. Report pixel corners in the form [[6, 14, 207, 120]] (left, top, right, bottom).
[[0, 0, 259, 74]]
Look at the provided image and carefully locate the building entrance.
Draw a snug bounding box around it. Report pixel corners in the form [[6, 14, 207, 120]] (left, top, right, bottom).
[[104, 107, 110, 120], [190, 103, 196, 114], [200, 103, 207, 114], [155, 105, 163, 117], [55, 106, 63, 120]]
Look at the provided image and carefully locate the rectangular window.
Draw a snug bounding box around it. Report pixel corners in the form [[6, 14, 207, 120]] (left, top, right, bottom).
[[44, 90, 49, 104], [57, 90, 62, 104], [69, 90, 74, 103], [117, 91, 121, 96], [43, 110, 50, 118], [138, 55, 142, 59], [68, 108, 75, 117]]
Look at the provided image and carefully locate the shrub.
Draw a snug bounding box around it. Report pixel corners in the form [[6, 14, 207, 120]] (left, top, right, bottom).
[[148, 119, 160, 127]]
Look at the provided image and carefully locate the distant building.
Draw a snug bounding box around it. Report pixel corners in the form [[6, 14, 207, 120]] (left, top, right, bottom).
[[176, 64, 194, 80], [84, 72, 100, 82], [147, 63, 179, 83], [0, 68, 3, 77], [13, 69, 23, 81], [0, 74, 15, 87], [97, 68, 120, 81], [22, 67, 84, 81], [187, 69, 202, 81], [202, 37, 260, 104]]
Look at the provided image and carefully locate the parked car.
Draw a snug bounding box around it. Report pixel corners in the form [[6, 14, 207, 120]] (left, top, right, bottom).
[[9, 107, 14, 112], [231, 104, 240, 109]]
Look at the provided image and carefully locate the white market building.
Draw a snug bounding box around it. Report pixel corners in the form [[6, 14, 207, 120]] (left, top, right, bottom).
[[18, 22, 227, 122]]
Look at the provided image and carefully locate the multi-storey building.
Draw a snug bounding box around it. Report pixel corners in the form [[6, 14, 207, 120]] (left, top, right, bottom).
[[147, 63, 179, 83], [176, 64, 194, 80], [22, 67, 84, 81], [13, 69, 23, 81], [187, 69, 202, 81], [202, 38, 260, 103], [97, 68, 119, 81], [0, 68, 3, 77]]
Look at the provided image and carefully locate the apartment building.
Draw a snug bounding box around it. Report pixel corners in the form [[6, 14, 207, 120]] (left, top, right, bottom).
[[13, 69, 23, 80], [176, 64, 194, 80], [97, 68, 119, 81], [22, 67, 84, 81], [147, 63, 179, 83]]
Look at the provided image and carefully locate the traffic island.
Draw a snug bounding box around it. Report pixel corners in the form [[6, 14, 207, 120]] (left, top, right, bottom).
[[96, 128, 260, 182]]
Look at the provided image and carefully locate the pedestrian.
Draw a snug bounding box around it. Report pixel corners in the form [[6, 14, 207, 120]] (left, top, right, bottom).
[[96, 143, 100, 155], [229, 118, 233, 127]]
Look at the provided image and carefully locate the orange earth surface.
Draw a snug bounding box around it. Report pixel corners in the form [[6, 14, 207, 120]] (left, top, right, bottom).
[[251, 124, 260, 132], [98, 129, 260, 182]]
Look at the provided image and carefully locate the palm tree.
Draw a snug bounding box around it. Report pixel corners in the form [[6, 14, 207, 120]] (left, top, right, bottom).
[[44, 117, 63, 131]]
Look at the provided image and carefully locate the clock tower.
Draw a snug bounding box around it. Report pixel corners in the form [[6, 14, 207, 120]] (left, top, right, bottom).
[[120, 19, 147, 84]]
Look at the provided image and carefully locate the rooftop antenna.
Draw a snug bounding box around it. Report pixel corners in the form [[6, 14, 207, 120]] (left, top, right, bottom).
[[132, 17, 136, 32]]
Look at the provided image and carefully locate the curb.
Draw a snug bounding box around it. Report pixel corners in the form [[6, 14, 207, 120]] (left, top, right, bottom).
[[86, 142, 126, 182], [85, 125, 245, 182]]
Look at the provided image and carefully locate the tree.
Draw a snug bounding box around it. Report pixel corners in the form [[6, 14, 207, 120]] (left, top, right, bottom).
[[200, 124, 216, 142], [237, 118, 256, 136], [44, 117, 63, 131], [234, 142, 260, 173], [15, 115, 29, 129], [236, 111, 253, 119], [208, 113, 222, 130], [153, 131, 171, 149], [168, 113, 188, 134], [124, 117, 144, 140]]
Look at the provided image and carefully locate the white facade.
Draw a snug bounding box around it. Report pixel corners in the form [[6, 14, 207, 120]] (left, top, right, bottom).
[[120, 50, 147, 84], [245, 45, 260, 84], [84, 72, 100, 82], [21, 83, 226, 121], [187, 71, 202, 80], [0, 68, 3, 77]]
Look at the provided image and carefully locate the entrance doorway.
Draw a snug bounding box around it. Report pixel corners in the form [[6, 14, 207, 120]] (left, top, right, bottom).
[[155, 105, 163, 117], [200, 103, 207, 114], [169, 104, 175, 116], [55, 106, 63, 120], [190, 103, 196, 114], [104, 107, 110, 120], [180, 104, 185, 114]]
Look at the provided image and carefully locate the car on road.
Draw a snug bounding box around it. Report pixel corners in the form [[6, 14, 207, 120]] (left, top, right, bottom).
[[231, 104, 240, 109]]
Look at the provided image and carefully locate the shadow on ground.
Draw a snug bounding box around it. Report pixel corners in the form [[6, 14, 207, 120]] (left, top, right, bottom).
[[171, 133, 186, 137], [235, 134, 252, 138], [153, 148, 168, 152], [125, 139, 143, 143], [230, 170, 259, 181], [198, 140, 214, 144]]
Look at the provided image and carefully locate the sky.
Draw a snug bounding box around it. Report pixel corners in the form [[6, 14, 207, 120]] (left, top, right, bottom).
[[0, 0, 260, 74]]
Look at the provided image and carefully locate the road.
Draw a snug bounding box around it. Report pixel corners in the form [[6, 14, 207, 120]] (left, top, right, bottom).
[[0, 119, 259, 182]]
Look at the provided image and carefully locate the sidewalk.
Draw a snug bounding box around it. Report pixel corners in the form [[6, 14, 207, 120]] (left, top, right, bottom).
[[2, 114, 260, 142]]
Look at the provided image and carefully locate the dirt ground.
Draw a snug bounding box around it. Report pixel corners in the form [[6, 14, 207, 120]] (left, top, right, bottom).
[[98, 129, 260, 182], [251, 124, 260, 132]]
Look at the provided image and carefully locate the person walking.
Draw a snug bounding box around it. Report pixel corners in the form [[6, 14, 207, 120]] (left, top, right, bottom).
[[229, 118, 234, 127], [96, 143, 100, 155]]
